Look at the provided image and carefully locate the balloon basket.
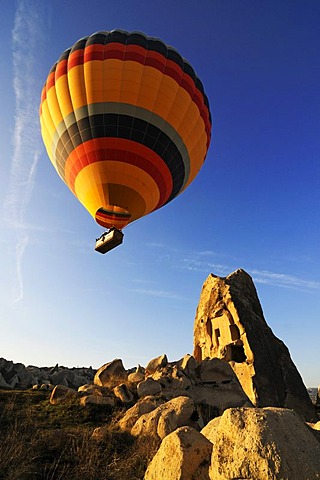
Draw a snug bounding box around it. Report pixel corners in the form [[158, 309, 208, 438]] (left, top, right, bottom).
[[95, 228, 124, 254]]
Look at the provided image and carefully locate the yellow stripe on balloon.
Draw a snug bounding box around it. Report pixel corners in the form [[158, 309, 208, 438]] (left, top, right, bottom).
[[74, 161, 160, 220]]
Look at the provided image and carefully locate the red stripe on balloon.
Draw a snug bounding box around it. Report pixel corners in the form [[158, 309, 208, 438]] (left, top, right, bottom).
[[64, 137, 173, 209], [59, 42, 210, 138]]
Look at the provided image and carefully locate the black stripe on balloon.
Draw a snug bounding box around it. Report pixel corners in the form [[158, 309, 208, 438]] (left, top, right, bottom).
[[66, 30, 209, 110], [55, 114, 186, 202]]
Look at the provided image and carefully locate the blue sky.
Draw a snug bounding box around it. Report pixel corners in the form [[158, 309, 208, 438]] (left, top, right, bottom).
[[1, 0, 319, 386]]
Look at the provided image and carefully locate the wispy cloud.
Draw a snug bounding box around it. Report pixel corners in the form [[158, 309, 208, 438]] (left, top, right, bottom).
[[13, 235, 29, 303], [131, 288, 185, 300], [250, 269, 320, 291], [4, 0, 49, 302], [145, 242, 320, 293]]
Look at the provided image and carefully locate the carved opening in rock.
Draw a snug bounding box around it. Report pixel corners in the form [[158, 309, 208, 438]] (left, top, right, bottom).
[[214, 328, 220, 346], [206, 318, 212, 338], [229, 324, 240, 341], [230, 344, 246, 363]]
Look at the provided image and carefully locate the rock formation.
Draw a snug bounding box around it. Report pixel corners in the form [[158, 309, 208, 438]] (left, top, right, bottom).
[[41, 350, 319, 478], [0, 358, 95, 389], [47, 353, 251, 437], [193, 269, 316, 421]]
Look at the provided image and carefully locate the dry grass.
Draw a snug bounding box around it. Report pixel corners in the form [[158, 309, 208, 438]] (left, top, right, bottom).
[[0, 389, 160, 480]]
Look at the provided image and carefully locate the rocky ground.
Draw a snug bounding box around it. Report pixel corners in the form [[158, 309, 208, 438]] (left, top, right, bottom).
[[1, 352, 319, 480], [1, 269, 319, 479]]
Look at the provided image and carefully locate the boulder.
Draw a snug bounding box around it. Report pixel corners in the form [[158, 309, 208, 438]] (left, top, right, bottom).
[[198, 357, 238, 384], [193, 269, 316, 421], [50, 385, 77, 405], [79, 395, 115, 407], [306, 421, 320, 443], [9, 374, 20, 388], [137, 377, 162, 398], [40, 383, 54, 391], [50, 369, 89, 389], [27, 365, 50, 382], [131, 396, 197, 440], [145, 354, 168, 375], [128, 364, 145, 383], [144, 426, 212, 480], [119, 396, 165, 431], [312, 421, 320, 431], [151, 367, 183, 391], [91, 425, 111, 442], [94, 359, 127, 387], [201, 407, 320, 480], [78, 384, 110, 396], [12, 363, 35, 388], [189, 382, 251, 421], [113, 383, 134, 404], [177, 354, 198, 380], [0, 371, 10, 388]]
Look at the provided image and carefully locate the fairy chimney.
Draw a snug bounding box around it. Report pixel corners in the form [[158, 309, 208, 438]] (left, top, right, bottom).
[[193, 269, 316, 421]]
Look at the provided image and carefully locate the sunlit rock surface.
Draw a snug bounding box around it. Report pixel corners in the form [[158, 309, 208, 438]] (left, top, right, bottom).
[[193, 269, 316, 421]]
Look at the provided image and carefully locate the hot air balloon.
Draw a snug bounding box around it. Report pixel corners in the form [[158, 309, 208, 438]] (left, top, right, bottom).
[[39, 30, 211, 253]]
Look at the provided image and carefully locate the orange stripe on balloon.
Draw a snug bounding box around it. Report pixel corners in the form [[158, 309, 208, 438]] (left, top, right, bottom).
[[64, 138, 173, 208], [62, 41, 211, 138]]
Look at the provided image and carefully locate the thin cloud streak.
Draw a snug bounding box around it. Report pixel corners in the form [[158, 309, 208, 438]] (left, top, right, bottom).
[[250, 269, 320, 291], [131, 288, 185, 300], [4, 0, 48, 302], [13, 235, 29, 303], [146, 243, 320, 293]]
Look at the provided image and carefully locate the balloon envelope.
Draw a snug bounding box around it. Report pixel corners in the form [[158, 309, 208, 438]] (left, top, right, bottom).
[[40, 30, 212, 230]]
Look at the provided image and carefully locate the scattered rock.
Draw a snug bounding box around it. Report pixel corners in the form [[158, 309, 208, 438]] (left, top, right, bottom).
[[306, 421, 320, 443], [50, 369, 89, 389], [0, 358, 95, 390], [78, 384, 111, 397], [94, 358, 127, 388], [91, 425, 111, 442], [131, 396, 197, 440], [312, 421, 320, 431], [177, 354, 198, 380], [40, 383, 54, 391], [128, 364, 145, 383], [137, 377, 162, 398], [113, 383, 134, 404], [199, 357, 237, 384], [145, 354, 168, 375], [50, 385, 78, 405], [79, 395, 115, 407], [144, 426, 212, 480], [119, 396, 165, 432]]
